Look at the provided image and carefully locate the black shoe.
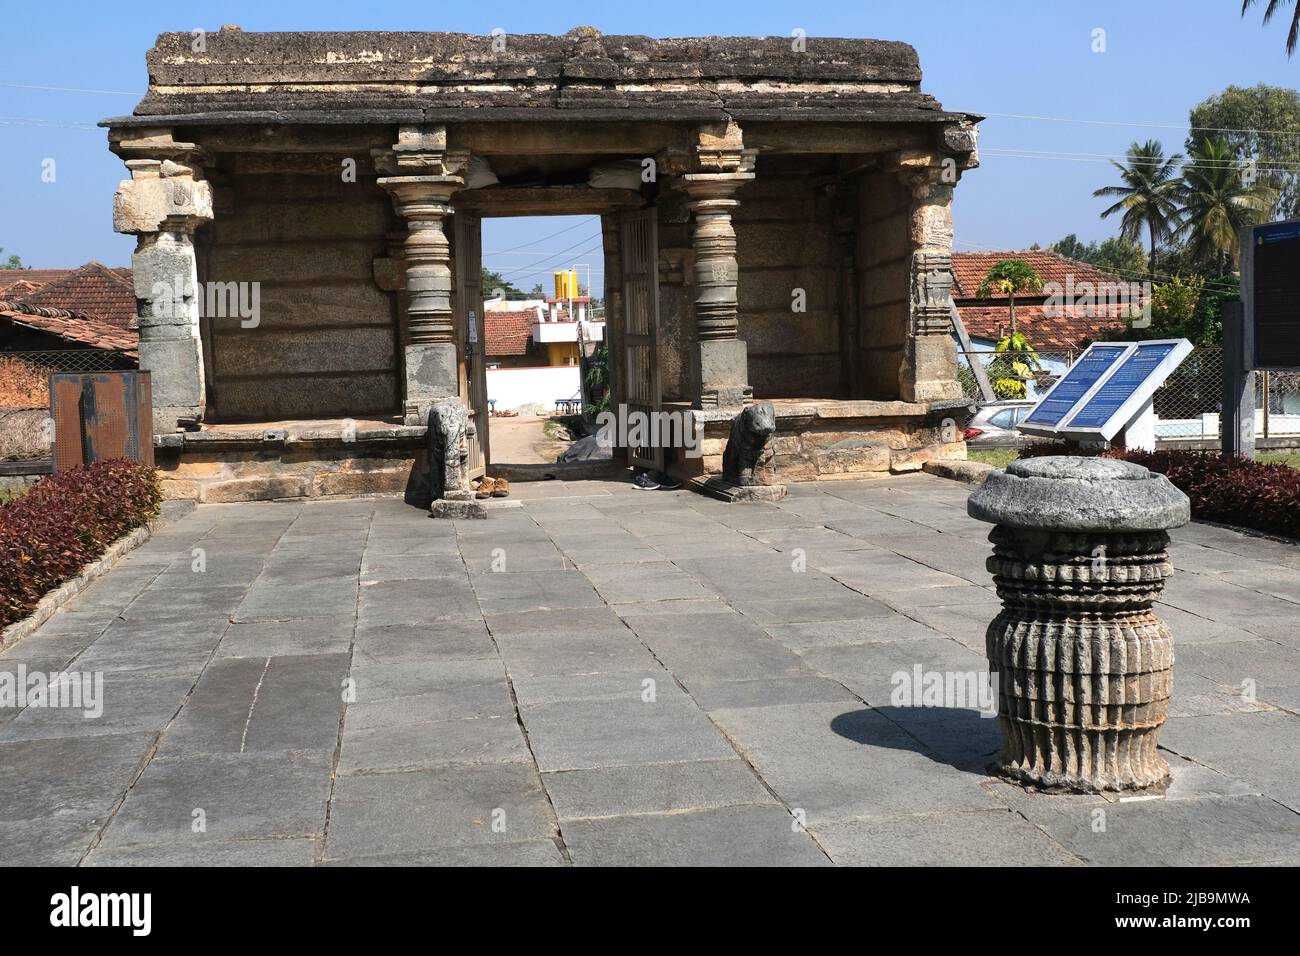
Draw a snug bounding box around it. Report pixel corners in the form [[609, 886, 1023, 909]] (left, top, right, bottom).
[[632, 472, 660, 490], [655, 472, 682, 491]]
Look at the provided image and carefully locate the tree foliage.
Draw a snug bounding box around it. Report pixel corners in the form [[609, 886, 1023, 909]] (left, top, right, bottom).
[[1049, 234, 1148, 279], [1173, 138, 1275, 270], [1092, 141, 1183, 278], [976, 259, 1044, 338], [0, 248, 22, 269], [1188, 83, 1300, 219], [987, 332, 1041, 400], [1242, 0, 1300, 57]]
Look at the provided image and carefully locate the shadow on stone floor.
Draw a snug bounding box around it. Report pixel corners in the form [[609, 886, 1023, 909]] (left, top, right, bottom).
[[830, 706, 1002, 776]]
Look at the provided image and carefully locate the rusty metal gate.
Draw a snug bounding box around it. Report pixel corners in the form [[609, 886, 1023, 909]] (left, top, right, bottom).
[[49, 371, 153, 471]]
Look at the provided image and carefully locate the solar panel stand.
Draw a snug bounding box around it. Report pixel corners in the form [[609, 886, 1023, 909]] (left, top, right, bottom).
[[1115, 396, 1156, 452]]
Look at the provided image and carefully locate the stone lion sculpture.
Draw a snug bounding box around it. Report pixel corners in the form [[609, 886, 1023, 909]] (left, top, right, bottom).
[[722, 402, 776, 486]]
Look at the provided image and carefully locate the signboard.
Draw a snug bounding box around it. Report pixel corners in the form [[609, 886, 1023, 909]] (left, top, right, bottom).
[[1021, 344, 1130, 431], [1243, 218, 1300, 370], [1017, 339, 1192, 443]]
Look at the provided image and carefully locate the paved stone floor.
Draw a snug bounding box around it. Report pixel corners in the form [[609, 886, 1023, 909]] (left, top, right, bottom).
[[3, 473, 1300, 866]]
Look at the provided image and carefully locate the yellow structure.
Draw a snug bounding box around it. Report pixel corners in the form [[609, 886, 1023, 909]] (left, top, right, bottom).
[[553, 269, 579, 300]]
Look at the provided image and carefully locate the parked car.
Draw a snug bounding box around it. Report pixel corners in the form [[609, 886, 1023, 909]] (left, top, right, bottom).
[[964, 400, 1036, 444]]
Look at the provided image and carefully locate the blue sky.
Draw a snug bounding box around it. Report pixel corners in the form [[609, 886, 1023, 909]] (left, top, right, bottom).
[[2, 0, 1297, 277]]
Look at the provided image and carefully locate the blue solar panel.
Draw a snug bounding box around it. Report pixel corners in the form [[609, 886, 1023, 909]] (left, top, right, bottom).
[[1065, 342, 1178, 428], [1023, 345, 1129, 426]]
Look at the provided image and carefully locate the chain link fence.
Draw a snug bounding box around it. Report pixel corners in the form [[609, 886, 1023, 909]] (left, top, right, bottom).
[[957, 346, 1262, 450], [0, 350, 135, 407]]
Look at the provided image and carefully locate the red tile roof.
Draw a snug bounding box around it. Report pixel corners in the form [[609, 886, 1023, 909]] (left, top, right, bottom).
[[485, 310, 537, 357], [0, 301, 138, 357], [0, 268, 73, 296], [952, 250, 1138, 351], [15, 262, 136, 330]]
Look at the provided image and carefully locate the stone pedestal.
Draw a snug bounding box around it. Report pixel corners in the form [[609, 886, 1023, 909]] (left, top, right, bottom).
[[968, 457, 1191, 792]]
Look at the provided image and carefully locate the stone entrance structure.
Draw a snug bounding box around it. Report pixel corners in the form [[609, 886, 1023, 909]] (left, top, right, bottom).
[[103, 28, 979, 502]]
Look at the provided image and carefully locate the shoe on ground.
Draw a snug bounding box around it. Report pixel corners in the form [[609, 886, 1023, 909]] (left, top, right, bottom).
[[632, 472, 660, 491], [492, 477, 510, 498], [655, 472, 682, 491], [476, 477, 496, 499]]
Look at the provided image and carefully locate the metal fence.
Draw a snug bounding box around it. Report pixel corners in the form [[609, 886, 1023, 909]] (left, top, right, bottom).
[[955, 346, 1298, 450], [1, 350, 135, 408]]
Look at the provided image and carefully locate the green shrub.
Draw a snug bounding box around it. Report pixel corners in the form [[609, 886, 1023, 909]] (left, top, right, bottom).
[[0, 460, 161, 628]]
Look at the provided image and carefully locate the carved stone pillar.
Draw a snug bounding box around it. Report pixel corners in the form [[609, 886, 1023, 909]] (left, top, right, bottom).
[[111, 130, 213, 433], [683, 122, 756, 409], [375, 126, 467, 425], [969, 457, 1191, 792]]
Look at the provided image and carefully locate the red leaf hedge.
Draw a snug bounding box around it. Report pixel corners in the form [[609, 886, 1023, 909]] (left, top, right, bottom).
[[1020, 444, 1300, 539], [1, 460, 161, 629]]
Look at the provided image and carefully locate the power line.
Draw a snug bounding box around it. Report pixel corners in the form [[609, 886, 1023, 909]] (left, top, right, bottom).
[[0, 116, 98, 130], [983, 146, 1300, 173], [483, 216, 597, 254], [979, 110, 1300, 138], [490, 235, 603, 279], [1, 82, 136, 96]]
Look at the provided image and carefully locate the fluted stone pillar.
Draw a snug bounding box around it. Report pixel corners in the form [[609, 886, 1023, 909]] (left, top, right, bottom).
[[969, 457, 1191, 792], [684, 122, 755, 409], [112, 145, 213, 434], [375, 125, 467, 426]]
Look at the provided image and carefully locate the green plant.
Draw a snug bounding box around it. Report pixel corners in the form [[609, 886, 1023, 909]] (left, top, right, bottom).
[[0, 460, 161, 628], [1093, 140, 1183, 279], [1173, 138, 1275, 271], [976, 260, 1044, 338], [584, 344, 610, 415], [985, 333, 1041, 399], [1242, 0, 1300, 56]]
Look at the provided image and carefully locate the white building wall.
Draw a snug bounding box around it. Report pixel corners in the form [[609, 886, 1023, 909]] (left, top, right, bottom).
[[487, 365, 582, 413]]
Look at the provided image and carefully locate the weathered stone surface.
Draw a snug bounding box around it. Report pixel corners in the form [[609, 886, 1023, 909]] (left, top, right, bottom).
[[969, 456, 1191, 792], [969, 457, 1191, 532], [923, 458, 992, 484], [722, 402, 776, 486]]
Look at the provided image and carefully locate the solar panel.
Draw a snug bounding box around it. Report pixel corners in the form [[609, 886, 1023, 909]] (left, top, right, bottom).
[[1015, 339, 1192, 443], [1022, 344, 1131, 428]]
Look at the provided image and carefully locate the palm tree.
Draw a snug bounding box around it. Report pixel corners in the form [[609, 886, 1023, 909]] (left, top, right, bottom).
[[1243, 0, 1300, 56], [976, 259, 1043, 338], [1093, 140, 1183, 279], [1173, 138, 1276, 270]]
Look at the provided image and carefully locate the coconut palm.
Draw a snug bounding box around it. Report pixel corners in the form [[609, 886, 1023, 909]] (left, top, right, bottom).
[[1093, 140, 1183, 279], [976, 259, 1043, 338], [1173, 137, 1276, 270], [1243, 0, 1300, 56]]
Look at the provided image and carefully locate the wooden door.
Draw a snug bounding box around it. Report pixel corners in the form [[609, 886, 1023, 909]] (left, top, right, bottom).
[[454, 211, 488, 478], [620, 208, 662, 472]]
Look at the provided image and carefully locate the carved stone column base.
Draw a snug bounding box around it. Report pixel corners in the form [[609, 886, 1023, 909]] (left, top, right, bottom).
[[403, 343, 460, 425], [969, 457, 1191, 793], [430, 497, 487, 520], [692, 338, 752, 409], [689, 476, 786, 502]]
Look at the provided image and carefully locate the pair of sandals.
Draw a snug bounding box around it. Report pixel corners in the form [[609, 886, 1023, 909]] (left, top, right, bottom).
[[473, 476, 511, 499]]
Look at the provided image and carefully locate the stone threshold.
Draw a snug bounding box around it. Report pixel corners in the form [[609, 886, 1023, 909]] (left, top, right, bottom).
[[0, 500, 193, 648], [155, 424, 426, 453], [676, 396, 970, 427]]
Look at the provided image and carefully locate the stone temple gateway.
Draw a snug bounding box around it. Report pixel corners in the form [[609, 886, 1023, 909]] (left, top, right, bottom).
[[103, 29, 980, 503]]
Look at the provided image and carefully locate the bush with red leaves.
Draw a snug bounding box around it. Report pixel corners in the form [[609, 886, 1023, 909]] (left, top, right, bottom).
[[1018, 443, 1300, 539], [0, 460, 161, 628]]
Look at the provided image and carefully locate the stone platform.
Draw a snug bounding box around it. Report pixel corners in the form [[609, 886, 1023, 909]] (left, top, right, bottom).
[[2, 474, 1298, 865]]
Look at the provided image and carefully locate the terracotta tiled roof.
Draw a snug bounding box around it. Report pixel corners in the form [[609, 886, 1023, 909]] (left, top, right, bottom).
[[16, 262, 136, 330], [0, 268, 73, 296], [951, 250, 1132, 300], [0, 301, 138, 357], [484, 310, 537, 357], [952, 251, 1138, 351]]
